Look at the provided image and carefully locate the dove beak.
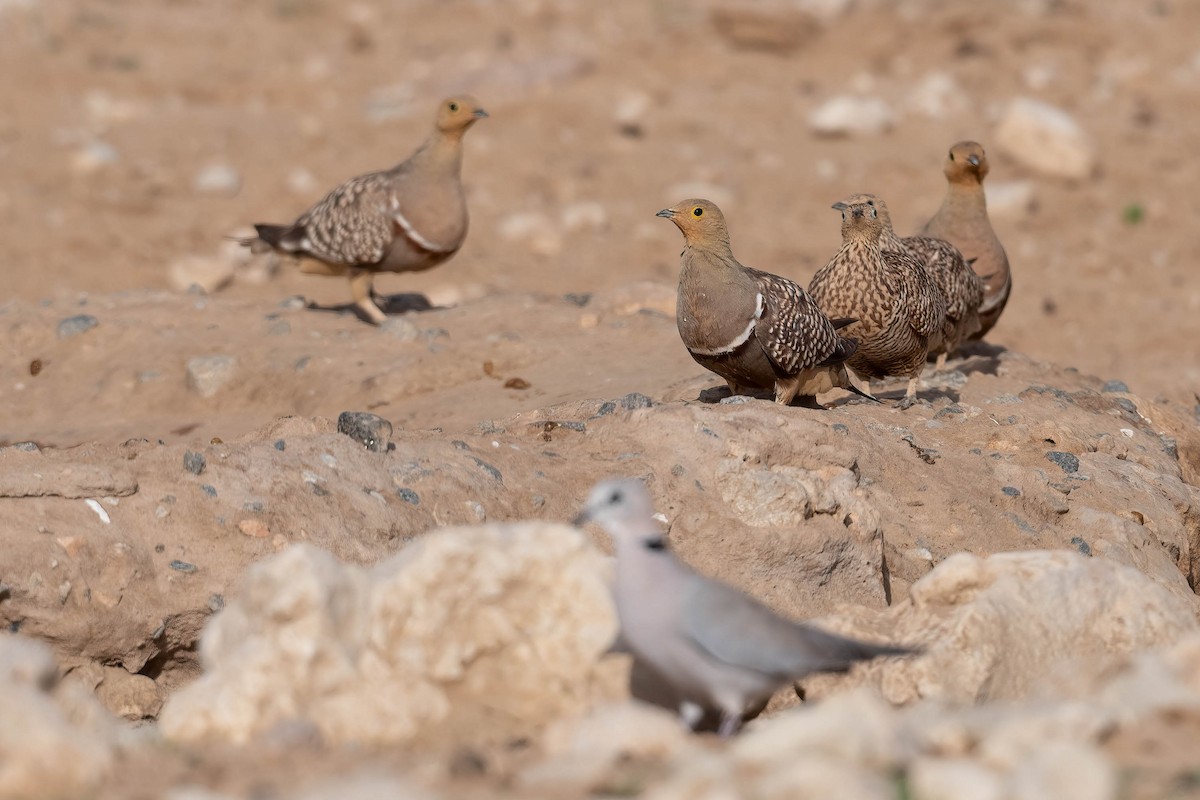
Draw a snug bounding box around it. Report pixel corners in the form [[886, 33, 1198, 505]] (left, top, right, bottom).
[[967, 154, 981, 166], [831, 201, 849, 211], [656, 208, 677, 219], [572, 510, 592, 526], [473, 108, 489, 119]]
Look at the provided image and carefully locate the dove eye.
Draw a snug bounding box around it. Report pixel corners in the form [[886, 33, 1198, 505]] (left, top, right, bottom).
[[449, 102, 459, 112], [693, 207, 703, 217], [609, 490, 623, 504]]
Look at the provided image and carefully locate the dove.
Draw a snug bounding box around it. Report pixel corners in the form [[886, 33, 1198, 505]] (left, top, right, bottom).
[[657, 199, 873, 407], [575, 478, 916, 737], [809, 195, 947, 408], [240, 96, 488, 324], [920, 141, 1011, 340]]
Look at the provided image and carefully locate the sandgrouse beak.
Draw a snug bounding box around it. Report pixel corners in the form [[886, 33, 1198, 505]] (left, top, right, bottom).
[[967, 154, 981, 166], [473, 108, 489, 119], [656, 208, 677, 219], [831, 201, 849, 211]]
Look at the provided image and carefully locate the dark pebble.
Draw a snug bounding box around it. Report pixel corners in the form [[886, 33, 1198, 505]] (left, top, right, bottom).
[[312, 484, 329, 496], [969, 448, 982, 455], [274, 439, 286, 451], [1045, 451, 1080, 473], [1161, 435, 1179, 459], [4, 442, 39, 452], [671, 464, 685, 477], [935, 404, 965, 419], [1101, 380, 1129, 393], [451, 440, 470, 451], [396, 487, 420, 505], [337, 411, 393, 453], [154, 544, 165, 553], [563, 293, 592, 307], [1114, 398, 1137, 414], [208, 594, 225, 612], [594, 401, 617, 417], [56, 314, 98, 339], [169, 560, 197, 573], [621, 392, 653, 410], [294, 356, 311, 371], [243, 501, 264, 513], [470, 457, 503, 483], [1002, 486, 1021, 497], [183, 450, 206, 475], [200, 484, 217, 497], [831, 423, 849, 435], [1070, 536, 1093, 556], [558, 420, 586, 432]]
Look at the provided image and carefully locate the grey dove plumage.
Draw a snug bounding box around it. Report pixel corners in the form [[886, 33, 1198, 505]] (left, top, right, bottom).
[[240, 95, 488, 324], [841, 192, 984, 370], [574, 478, 916, 737], [809, 195, 947, 409], [657, 199, 872, 408], [920, 141, 1011, 340]]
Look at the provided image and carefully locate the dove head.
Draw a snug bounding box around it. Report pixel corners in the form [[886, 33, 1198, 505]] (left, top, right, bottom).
[[435, 95, 489, 135], [656, 199, 731, 250], [574, 478, 660, 546], [944, 141, 989, 184], [831, 196, 885, 242]]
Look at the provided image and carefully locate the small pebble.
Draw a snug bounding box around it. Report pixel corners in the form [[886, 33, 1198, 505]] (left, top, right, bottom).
[[208, 594, 225, 612], [621, 392, 653, 410], [200, 484, 218, 497], [1070, 536, 1093, 556], [594, 401, 617, 417], [337, 411, 393, 453], [719, 395, 753, 405], [831, 423, 849, 435], [396, 487, 420, 505], [470, 457, 503, 483], [1045, 451, 1080, 474], [243, 501, 264, 513], [452, 440, 471, 451], [280, 295, 307, 310], [183, 450, 206, 475], [57, 314, 98, 339], [1002, 486, 1022, 497], [274, 439, 286, 451], [1102, 380, 1129, 393], [169, 560, 197, 573]]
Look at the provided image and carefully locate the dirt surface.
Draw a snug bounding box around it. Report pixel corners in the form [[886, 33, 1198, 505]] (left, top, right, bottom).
[[2, 0, 1200, 798]]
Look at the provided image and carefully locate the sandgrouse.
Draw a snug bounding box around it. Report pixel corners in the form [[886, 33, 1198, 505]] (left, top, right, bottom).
[[840, 192, 984, 369], [240, 96, 488, 325], [809, 195, 946, 409], [657, 199, 870, 407], [920, 141, 1010, 339]]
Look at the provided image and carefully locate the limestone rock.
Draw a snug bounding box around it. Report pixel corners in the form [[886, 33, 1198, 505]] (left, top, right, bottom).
[[0, 636, 118, 798], [159, 524, 617, 746], [808, 95, 895, 137], [995, 97, 1098, 179], [186, 355, 238, 398]]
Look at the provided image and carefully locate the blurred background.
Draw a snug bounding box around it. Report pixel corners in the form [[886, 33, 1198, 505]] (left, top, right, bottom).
[[1, 0, 1198, 403]]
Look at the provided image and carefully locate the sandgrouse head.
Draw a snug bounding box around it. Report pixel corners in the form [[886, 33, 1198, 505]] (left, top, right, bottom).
[[944, 141, 989, 183], [435, 95, 488, 135], [656, 199, 730, 247], [831, 196, 885, 241]]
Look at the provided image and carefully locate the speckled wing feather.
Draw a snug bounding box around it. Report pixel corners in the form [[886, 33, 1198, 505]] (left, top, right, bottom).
[[903, 235, 984, 322], [747, 269, 844, 373], [880, 250, 944, 338], [290, 171, 396, 265]]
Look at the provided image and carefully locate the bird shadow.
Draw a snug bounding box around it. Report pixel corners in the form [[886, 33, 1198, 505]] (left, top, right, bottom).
[[304, 292, 435, 323], [945, 342, 1007, 378]]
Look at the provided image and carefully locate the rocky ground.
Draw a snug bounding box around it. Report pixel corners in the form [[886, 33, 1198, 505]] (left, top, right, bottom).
[[2, 0, 1200, 798]]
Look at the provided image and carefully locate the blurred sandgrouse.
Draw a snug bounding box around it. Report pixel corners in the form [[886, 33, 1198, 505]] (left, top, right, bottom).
[[240, 96, 488, 324], [920, 141, 1010, 340], [657, 199, 870, 407], [809, 195, 946, 409]]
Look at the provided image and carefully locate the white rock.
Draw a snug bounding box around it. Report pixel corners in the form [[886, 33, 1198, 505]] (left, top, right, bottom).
[[167, 255, 235, 294], [71, 140, 118, 174], [287, 167, 319, 195], [561, 201, 608, 232], [808, 95, 895, 137], [908, 72, 966, 119], [1005, 741, 1116, 800], [159, 525, 617, 746], [497, 212, 563, 256], [193, 163, 241, 196], [984, 180, 1037, 218], [185, 355, 238, 399], [613, 89, 651, 128], [994, 97, 1097, 179], [909, 757, 1004, 800]]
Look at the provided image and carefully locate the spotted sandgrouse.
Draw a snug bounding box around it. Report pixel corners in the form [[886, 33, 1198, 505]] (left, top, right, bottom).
[[920, 141, 1010, 340], [240, 96, 488, 324], [809, 195, 947, 409], [658, 199, 870, 407], [840, 192, 984, 369]]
